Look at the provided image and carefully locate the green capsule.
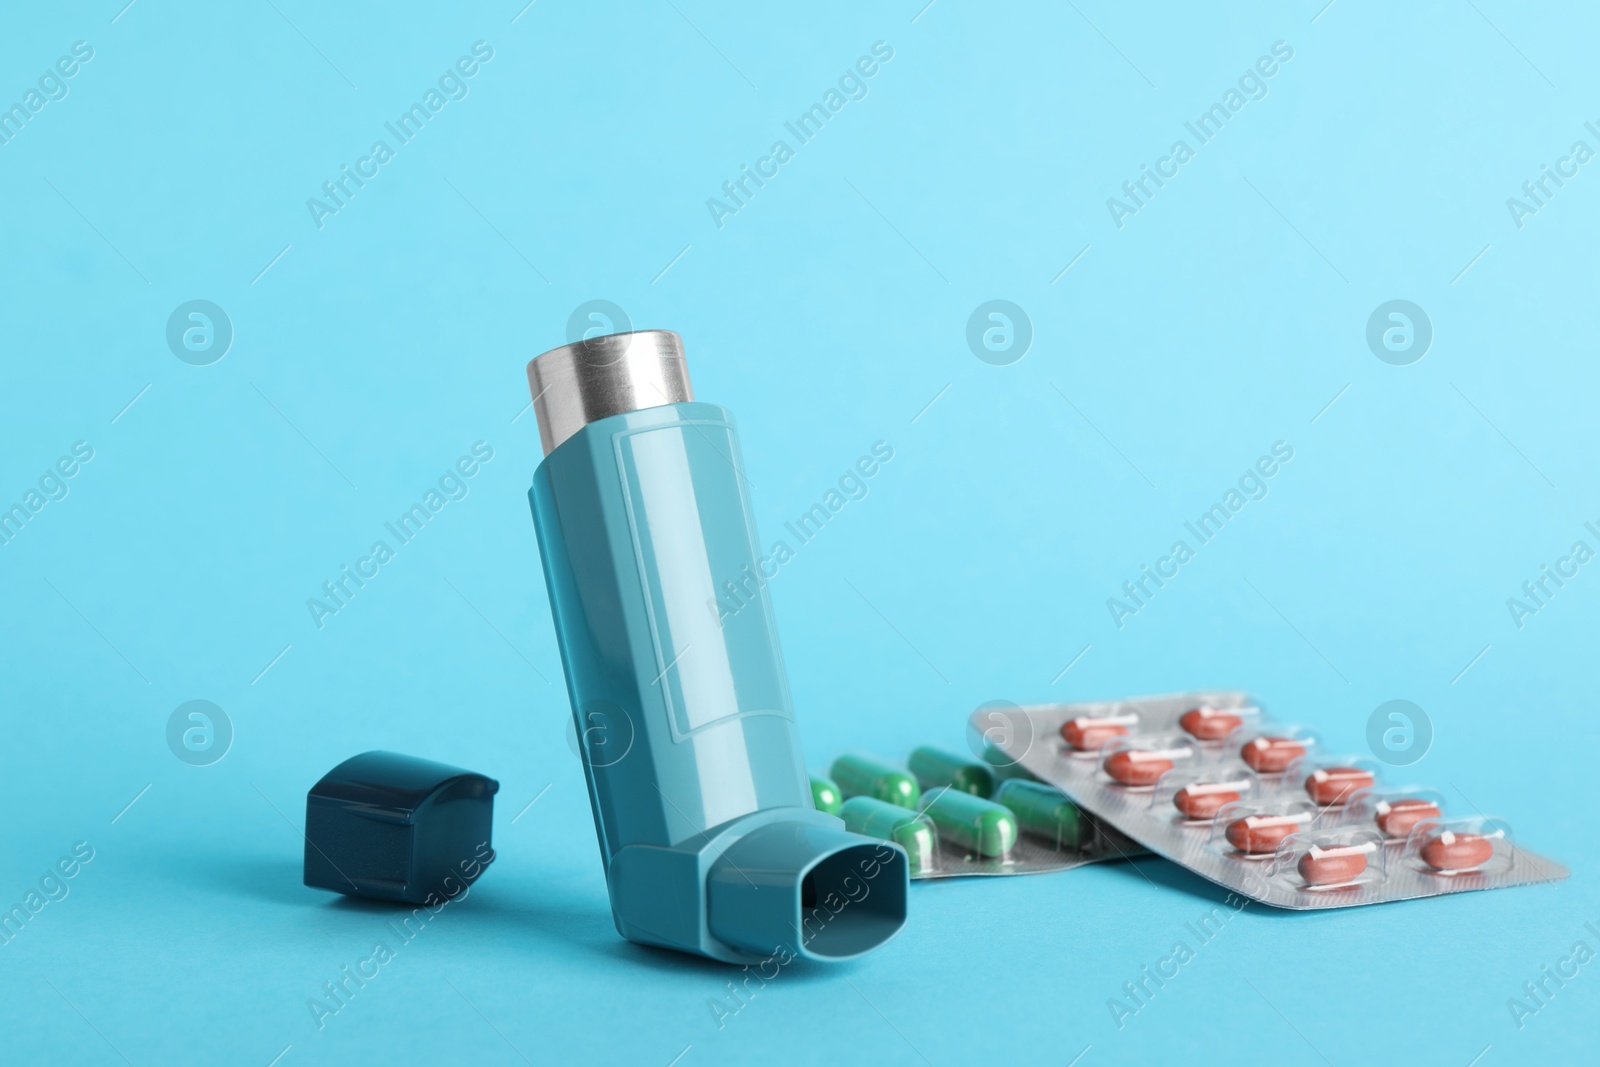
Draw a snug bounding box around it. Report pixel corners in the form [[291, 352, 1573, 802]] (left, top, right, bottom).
[[830, 753, 921, 809], [995, 779, 1089, 851], [839, 796, 938, 874], [809, 774, 842, 815], [907, 745, 995, 798], [919, 787, 1018, 858]]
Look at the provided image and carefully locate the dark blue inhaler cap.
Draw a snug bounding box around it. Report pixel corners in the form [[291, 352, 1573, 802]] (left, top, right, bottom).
[[304, 751, 499, 905]]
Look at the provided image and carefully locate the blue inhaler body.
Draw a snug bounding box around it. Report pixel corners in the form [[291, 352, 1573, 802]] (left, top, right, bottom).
[[525, 330, 907, 964]]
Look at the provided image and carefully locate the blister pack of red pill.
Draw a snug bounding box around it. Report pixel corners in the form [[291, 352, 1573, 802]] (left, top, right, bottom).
[[970, 691, 1568, 908]]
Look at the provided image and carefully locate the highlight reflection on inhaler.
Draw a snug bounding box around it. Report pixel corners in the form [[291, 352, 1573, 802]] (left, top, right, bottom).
[[525, 330, 908, 964]]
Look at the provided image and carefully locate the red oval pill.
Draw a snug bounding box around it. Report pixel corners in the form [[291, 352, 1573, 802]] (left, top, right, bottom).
[[1173, 784, 1242, 819], [1297, 844, 1369, 886], [1305, 767, 1375, 806], [1420, 831, 1495, 871], [1241, 736, 1307, 774], [1375, 798, 1441, 838], [1102, 749, 1174, 786], [1225, 814, 1303, 853], [1179, 708, 1244, 742], [1061, 717, 1130, 751]]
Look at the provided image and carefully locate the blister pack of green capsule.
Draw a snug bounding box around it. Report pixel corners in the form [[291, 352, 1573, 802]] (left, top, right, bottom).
[[811, 744, 1144, 880]]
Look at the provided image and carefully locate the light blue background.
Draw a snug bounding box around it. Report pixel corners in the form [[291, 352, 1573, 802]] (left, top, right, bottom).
[[2, 1, 1596, 1064]]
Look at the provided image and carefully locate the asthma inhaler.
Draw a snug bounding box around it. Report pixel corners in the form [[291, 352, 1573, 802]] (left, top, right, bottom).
[[525, 330, 908, 964]]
